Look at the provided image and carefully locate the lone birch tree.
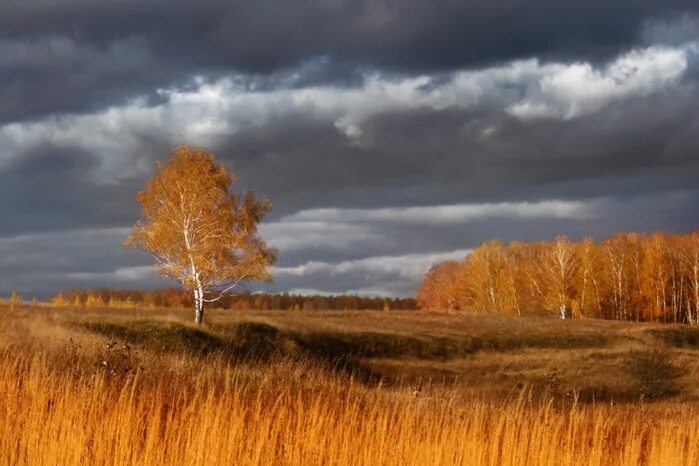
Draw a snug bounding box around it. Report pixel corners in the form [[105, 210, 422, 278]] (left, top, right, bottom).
[[125, 146, 276, 325]]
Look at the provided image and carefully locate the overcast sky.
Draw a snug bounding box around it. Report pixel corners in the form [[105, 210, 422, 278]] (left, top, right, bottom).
[[1, 1, 699, 298]]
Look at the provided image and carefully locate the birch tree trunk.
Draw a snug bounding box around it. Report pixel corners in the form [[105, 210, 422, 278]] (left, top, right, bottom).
[[194, 288, 205, 325], [195, 300, 204, 325]]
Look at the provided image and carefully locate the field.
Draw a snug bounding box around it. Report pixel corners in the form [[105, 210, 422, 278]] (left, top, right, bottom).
[[3, 305, 699, 465]]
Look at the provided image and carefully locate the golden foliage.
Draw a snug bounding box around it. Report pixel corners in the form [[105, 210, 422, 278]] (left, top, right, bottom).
[[419, 230, 699, 322], [125, 145, 276, 323], [416, 260, 461, 311], [51, 292, 69, 307]]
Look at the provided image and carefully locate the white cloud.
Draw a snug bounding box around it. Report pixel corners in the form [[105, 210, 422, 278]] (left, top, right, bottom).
[[273, 249, 469, 282], [285, 288, 344, 297], [66, 265, 154, 282], [510, 46, 689, 120], [286, 287, 404, 298], [0, 43, 693, 175], [259, 221, 388, 252], [258, 199, 595, 263], [281, 199, 595, 224]]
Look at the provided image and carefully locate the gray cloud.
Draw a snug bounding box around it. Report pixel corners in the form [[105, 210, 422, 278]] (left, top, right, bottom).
[[0, 228, 168, 295], [3, 189, 697, 298], [0, 146, 141, 235], [2, 1, 699, 122]]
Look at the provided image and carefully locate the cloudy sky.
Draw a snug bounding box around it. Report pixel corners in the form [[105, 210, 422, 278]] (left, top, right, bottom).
[[1, 1, 699, 298]]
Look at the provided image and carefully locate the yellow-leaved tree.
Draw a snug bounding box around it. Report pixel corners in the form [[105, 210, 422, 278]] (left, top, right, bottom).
[[125, 146, 276, 325]]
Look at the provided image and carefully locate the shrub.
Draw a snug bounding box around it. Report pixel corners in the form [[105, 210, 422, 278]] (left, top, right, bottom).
[[627, 347, 683, 399]]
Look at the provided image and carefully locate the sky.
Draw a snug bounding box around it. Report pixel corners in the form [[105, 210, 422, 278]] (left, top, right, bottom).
[[1, 1, 699, 298]]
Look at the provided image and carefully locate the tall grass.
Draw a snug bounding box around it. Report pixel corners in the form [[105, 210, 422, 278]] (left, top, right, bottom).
[[2, 308, 699, 465], [2, 349, 699, 466]]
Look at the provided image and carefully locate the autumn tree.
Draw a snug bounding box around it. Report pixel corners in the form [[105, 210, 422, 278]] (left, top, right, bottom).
[[502, 242, 536, 317], [680, 232, 699, 324], [506, 242, 543, 316], [666, 235, 689, 324], [641, 233, 670, 321], [125, 146, 276, 325], [575, 237, 602, 318], [417, 261, 460, 310], [537, 236, 578, 319], [85, 293, 106, 308], [463, 240, 508, 313], [50, 292, 68, 307], [601, 234, 635, 321], [417, 229, 699, 322]]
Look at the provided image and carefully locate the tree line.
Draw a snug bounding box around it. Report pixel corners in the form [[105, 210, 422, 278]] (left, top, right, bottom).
[[417, 230, 699, 322], [45, 288, 417, 311]]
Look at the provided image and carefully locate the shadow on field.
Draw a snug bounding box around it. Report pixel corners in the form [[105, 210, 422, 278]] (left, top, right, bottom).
[[79, 318, 691, 400], [83, 322, 225, 355], [645, 327, 699, 348], [84, 319, 614, 358], [82, 318, 618, 389], [82, 320, 386, 384], [296, 330, 614, 359]]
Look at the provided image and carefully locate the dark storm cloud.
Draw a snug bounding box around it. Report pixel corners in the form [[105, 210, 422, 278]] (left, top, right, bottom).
[[268, 189, 699, 297], [4, 45, 699, 243], [0, 146, 141, 235], [0, 227, 168, 296], [214, 82, 699, 216], [2, 0, 699, 121]]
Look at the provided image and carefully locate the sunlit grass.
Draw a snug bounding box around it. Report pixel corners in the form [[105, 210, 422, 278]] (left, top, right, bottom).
[[2, 305, 699, 465]]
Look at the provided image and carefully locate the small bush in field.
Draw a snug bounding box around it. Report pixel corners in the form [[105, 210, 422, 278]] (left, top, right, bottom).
[[627, 347, 683, 399]]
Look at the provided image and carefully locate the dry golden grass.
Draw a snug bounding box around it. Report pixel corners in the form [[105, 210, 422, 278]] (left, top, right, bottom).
[[3, 305, 699, 465]]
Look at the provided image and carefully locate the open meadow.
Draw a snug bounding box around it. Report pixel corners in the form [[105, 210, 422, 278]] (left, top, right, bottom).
[[3, 305, 699, 465]]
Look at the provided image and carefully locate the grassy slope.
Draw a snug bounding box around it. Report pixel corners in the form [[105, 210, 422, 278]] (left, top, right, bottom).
[[4, 305, 699, 465], [10, 305, 699, 401]]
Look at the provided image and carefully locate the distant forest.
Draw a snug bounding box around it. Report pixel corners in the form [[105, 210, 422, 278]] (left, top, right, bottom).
[[418, 230, 699, 323], [47, 288, 417, 311]]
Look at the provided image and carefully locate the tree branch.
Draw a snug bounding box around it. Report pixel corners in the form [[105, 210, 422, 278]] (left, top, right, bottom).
[[203, 273, 249, 303]]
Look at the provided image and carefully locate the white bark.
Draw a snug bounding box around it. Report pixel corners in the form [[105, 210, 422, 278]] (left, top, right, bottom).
[[183, 210, 206, 325], [194, 287, 204, 325], [682, 237, 699, 325]]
